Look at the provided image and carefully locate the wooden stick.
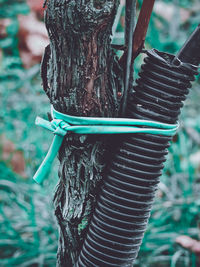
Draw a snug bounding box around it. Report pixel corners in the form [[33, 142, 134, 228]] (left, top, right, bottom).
[[132, 0, 155, 59], [120, 0, 155, 66]]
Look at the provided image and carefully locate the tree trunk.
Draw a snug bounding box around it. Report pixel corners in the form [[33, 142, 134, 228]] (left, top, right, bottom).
[[43, 1, 123, 265]]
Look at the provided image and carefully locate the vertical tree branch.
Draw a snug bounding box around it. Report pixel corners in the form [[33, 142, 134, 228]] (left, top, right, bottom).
[[43, 1, 122, 265]]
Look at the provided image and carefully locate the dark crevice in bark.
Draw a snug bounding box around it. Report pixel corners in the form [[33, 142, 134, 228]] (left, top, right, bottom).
[[43, 1, 123, 266]]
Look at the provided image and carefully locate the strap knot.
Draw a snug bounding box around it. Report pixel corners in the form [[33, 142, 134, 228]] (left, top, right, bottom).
[[51, 119, 69, 136]]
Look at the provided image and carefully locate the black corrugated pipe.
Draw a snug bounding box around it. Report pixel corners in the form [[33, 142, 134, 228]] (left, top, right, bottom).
[[76, 27, 200, 267]]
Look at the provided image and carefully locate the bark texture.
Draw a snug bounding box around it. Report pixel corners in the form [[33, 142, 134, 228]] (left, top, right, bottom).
[[43, 1, 123, 265]]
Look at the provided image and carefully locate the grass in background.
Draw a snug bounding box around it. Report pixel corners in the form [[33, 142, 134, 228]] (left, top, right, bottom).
[[0, 1, 58, 266]]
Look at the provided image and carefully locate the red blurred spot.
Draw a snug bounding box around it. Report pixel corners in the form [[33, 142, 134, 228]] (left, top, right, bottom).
[[1, 135, 27, 178], [27, 0, 46, 19], [18, 3, 49, 68]]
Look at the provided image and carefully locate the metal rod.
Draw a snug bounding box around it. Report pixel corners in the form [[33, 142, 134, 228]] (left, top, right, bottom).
[[172, 24, 200, 66], [121, 0, 137, 115]]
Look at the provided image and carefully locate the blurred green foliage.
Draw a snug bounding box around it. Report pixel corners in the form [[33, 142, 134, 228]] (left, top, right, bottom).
[[0, 162, 57, 266], [0, 0, 58, 266], [0, 0, 200, 266]]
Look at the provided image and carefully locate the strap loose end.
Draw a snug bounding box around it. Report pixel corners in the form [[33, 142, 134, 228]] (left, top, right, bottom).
[[33, 134, 64, 184]]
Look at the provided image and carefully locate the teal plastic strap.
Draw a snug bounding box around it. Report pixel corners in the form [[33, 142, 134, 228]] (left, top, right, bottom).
[[33, 106, 178, 184]]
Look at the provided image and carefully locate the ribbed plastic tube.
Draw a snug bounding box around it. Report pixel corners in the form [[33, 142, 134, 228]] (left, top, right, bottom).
[[76, 49, 198, 267]]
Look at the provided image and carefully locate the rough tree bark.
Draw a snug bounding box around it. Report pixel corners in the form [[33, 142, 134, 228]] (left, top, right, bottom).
[[43, 1, 123, 266]]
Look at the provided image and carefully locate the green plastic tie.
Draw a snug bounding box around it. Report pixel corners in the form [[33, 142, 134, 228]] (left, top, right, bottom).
[[33, 106, 179, 184]]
